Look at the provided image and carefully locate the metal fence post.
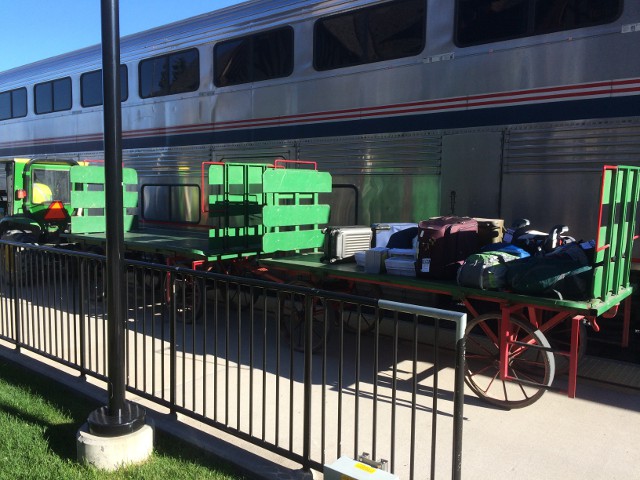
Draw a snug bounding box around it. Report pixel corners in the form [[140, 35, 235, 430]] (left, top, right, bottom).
[[302, 293, 313, 471], [452, 313, 467, 480], [10, 247, 21, 352], [378, 300, 466, 480], [85, 0, 146, 436], [78, 257, 87, 376], [170, 271, 177, 415]]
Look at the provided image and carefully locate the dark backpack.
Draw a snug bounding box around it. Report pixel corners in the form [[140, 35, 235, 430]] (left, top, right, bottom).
[[506, 243, 593, 300], [386, 227, 419, 249]]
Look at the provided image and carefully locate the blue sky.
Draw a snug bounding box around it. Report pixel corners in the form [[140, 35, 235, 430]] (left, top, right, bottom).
[[0, 1, 245, 72]]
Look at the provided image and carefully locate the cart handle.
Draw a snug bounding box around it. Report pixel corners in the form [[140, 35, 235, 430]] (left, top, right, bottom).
[[596, 165, 640, 253], [200, 161, 225, 213], [273, 159, 318, 170]]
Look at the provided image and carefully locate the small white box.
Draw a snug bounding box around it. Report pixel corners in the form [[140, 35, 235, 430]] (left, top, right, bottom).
[[388, 247, 415, 258], [385, 256, 416, 277], [364, 247, 388, 274]]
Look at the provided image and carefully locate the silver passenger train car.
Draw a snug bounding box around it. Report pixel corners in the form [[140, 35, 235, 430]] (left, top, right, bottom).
[[1, 0, 639, 243]]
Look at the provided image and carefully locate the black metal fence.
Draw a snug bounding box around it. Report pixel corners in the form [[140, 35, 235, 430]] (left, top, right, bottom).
[[0, 240, 465, 479]]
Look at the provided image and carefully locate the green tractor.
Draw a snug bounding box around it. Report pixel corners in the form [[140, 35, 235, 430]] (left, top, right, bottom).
[[0, 157, 81, 284], [0, 157, 78, 244]]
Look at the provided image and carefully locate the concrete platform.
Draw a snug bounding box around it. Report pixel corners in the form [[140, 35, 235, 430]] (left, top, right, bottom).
[[2, 341, 639, 480]]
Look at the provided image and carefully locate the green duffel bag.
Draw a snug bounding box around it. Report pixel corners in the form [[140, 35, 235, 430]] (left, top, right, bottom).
[[456, 250, 521, 290]]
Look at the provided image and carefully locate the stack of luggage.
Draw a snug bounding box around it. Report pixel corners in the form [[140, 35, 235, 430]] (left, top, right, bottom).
[[321, 216, 595, 300]]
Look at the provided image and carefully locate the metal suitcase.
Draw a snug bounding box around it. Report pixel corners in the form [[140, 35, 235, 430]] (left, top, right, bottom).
[[321, 226, 373, 263]]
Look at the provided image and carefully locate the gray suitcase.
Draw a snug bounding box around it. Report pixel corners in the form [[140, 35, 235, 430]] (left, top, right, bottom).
[[321, 226, 373, 263]]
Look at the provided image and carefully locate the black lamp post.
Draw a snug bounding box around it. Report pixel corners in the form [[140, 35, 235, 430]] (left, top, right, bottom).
[[86, 0, 146, 436]]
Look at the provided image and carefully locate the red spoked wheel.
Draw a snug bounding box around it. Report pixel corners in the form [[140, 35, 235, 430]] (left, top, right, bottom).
[[280, 280, 332, 353], [464, 312, 556, 409], [341, 283, 381, 334], [214, 259, 258, 311]]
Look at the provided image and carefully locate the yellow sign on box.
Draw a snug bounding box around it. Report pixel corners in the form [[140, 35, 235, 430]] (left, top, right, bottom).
[[324, 456, 399, 480]]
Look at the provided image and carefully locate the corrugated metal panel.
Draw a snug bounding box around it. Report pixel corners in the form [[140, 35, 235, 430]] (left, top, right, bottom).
[[504, 121, 640, 174], [212, 144, 295, 165], [123, 145, 212, 176], [297, 132, 442, 176]]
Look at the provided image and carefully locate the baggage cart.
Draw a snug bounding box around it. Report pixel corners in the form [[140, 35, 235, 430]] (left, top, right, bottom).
[[260, 165, 640, 408]]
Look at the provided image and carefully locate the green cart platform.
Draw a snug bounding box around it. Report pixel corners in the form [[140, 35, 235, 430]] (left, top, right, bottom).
[[64, 160, 332, 265]]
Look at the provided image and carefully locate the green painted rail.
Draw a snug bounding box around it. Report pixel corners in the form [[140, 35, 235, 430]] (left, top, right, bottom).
[[66, 161, 332, 262]]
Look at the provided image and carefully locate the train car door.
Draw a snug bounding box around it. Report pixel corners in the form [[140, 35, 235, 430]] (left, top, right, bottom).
[[440, 132, 503, 218], [0, 161, 13, 217]]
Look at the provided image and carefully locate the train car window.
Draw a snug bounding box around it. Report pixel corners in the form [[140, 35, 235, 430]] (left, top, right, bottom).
[[141, 184, 200, 224], [455, 0, 623, 46], [139, 48, 200, 99], [0, 87, 27, 121], [34, 77, 72, 115], [313, 0, 425, 71], [214, 26, 293, 87], [81, 66, 129, 107]]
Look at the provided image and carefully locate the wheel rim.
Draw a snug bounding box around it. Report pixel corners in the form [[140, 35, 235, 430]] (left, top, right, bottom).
[[342, 283, 380, 334], [281, 281, 330, 353], [342, 304, 377, 334], [464, 313, 555, 409], [213, 260, 256, 311], [167, 274, 204, 322], [226, 282, 254, 311]]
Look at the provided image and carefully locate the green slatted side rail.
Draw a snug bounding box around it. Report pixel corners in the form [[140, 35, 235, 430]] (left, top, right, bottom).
[[69, 165, 139, 234], [208, 163, 269, 251], [262, 168, 332, 253], [592, 165, 640, 303]]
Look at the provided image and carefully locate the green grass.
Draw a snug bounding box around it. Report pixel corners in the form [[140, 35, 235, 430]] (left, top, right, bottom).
[[0, 359, 247, 480]]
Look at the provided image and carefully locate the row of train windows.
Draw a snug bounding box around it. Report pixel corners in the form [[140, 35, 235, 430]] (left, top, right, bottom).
[[456, 0, 622, 45], [0, 0, 622, 121]]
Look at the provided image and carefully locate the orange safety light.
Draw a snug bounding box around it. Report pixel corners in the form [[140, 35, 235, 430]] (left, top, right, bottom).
[[16, 189, 27, 200], [44, 201, 68, 221]]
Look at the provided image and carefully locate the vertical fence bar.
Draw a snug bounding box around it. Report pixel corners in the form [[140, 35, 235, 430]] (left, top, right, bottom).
[[275, 290, 281, 447], [302, 293, 313, 471], [431, 317, 440, 480], [79, 258, 87, 375], [321, 302, 329, 467], [452, 314, 467, 480], [202, 279, 209, 419], [261, 289, 268, 442], [390, 311, 399, 473], [372, 306, 380, 462], [170, 271, 177, 415], [410, 314, 418, 480], [354, 305, 362, 459], [248, 285, 255, 436], [337, 301, 344, 460], [12, 246, 22, 352], [237, 283, 242, 430]]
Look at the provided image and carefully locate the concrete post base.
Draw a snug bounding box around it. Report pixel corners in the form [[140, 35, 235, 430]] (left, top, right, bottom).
[[77, 422, 154, 471]]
